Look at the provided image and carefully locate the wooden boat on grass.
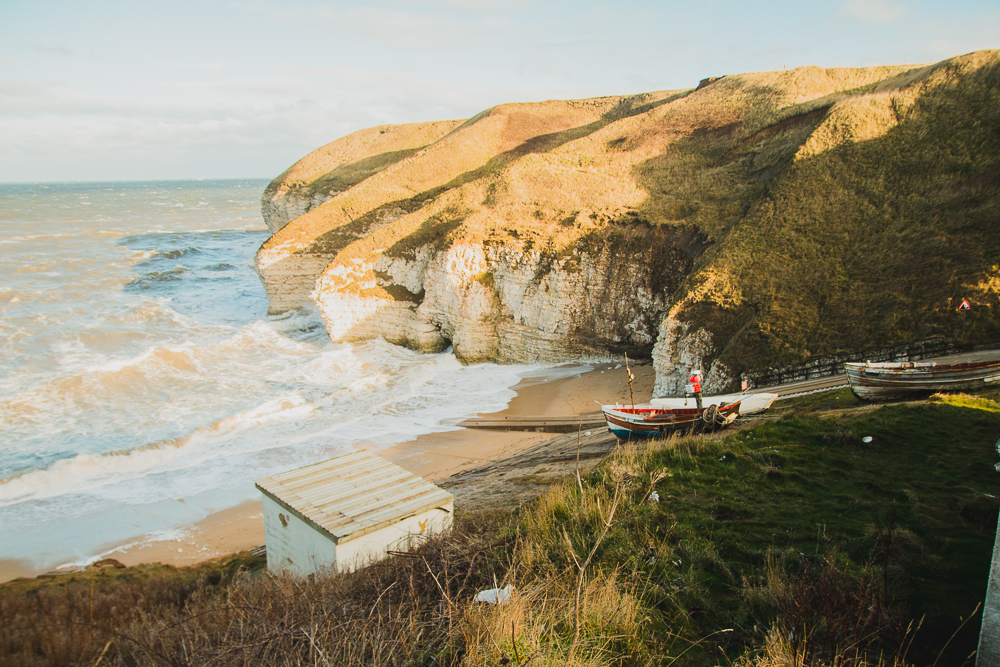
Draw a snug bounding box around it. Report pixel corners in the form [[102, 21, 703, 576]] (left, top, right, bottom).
[[601, 401, 742, 439], [844, 359, 1000, 401]]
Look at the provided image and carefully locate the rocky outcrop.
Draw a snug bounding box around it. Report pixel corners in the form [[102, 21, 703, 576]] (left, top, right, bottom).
[[312, 219, 704, 364], [261, 189, 337, 236], [651, 316, 733, 397], [257, 96, 638, 314], [258, 51, 1000, 395]]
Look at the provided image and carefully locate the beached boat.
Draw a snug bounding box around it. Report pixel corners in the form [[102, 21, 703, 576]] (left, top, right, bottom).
[[649, 392, 777, 414], [844, 359, 1000, 401], [601, 401, 742, 439]]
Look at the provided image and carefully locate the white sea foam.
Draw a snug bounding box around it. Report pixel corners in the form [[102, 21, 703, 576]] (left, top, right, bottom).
[[0, 391, 314, 505], [82, 342, 195, 373], [0, 179, 538, 571], [55, 528, 192, 572]]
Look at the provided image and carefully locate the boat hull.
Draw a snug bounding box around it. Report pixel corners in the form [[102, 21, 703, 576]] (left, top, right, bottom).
[[601, 402, 741, 439], [845, 360, 1000, 401], [649, 392, 776, 414]]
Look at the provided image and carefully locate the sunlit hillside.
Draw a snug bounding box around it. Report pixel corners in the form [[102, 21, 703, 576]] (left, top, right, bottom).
[[259, 50, 1000, 384]]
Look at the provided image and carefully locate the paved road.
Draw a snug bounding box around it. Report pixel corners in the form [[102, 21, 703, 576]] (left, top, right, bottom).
[[766, 373, 849, 397]]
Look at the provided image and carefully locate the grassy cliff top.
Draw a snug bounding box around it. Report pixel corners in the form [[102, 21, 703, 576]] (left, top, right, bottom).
[[262, 119, 464, 207]]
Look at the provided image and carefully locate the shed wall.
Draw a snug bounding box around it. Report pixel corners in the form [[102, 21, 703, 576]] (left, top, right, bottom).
[[262, 494, 337, 577], [337, 503, 454, 573]]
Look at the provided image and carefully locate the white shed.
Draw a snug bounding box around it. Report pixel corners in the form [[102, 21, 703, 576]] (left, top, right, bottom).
[[254, 450, 454, 577]]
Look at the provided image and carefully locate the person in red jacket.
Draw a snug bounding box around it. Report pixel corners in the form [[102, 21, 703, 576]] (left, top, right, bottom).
[[689, 370, 703, 410]]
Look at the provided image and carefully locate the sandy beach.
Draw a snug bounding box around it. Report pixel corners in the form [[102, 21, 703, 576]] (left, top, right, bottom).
[[0, 361, 654, 584]]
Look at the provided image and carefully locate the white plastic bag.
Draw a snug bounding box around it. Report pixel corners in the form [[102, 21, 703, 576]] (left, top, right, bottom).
[[475, 584, 514, 604]]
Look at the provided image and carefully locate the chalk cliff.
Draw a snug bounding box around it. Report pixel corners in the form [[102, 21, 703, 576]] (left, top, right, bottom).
[[259, 51, 1000, 394]]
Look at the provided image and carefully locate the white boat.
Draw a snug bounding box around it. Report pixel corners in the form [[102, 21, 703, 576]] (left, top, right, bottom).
[[648, 392, 777, 414]]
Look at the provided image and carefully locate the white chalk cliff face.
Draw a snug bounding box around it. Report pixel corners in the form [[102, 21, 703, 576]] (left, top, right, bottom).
[[254, 94, 720, 390], [651, 316, 733, 397], [261, 189, 337, 235], [310, 233, 683, 365]]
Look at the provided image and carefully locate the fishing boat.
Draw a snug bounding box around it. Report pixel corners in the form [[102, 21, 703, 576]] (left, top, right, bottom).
[[648, 392, 777, 414], [844, 359, 1000, 401], [601, 401, 742, 439]]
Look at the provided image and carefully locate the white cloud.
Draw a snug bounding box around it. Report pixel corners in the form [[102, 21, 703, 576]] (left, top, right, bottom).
[[0, 77, 53, 99], [921, 12, 1000, 60], [167, 61, 231, 71], [2, 0, 996, 182], [35, 44, 77, 57], [841, 0, 909, 26], [293, 4, 517, 52], [0, 96, 353, 180]]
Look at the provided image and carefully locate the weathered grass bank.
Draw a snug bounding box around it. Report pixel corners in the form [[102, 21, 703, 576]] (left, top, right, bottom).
[[3, 392, 999, 666]]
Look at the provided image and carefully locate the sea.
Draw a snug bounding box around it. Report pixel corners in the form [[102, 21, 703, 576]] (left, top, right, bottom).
[[0, 179, 545, 573]]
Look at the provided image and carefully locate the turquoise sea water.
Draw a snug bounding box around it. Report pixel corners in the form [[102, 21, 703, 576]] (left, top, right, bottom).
[[0, 180, 533, 571]]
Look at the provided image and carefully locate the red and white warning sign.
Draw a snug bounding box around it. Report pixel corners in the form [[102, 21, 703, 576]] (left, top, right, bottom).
[[957, 298, 972, 312]]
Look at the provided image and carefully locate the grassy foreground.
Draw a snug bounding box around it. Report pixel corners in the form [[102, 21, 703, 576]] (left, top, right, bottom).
[[3, 393, 999, 666]]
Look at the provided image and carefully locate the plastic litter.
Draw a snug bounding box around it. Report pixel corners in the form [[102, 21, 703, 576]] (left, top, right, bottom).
[[649, 490, 660, 503], [862, 436, 873, 444], [475, 584, 514, 605], [584, 431, 592, 436]]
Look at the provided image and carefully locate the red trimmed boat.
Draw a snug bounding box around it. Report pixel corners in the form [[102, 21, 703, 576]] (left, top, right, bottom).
[[601, 401, 742, 439]]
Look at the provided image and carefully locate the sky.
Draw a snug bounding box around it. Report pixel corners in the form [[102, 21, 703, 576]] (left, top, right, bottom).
[[1, 0, 997, 183]]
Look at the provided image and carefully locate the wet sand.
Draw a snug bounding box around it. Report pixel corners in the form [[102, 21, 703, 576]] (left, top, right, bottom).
[[0, 362, 654, 583]]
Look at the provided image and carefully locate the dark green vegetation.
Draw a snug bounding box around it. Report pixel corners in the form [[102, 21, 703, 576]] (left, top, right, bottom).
[[511, 390, 1000, 666], [678, 53, 1000, 377], [275, 147, 424, 210], [3, 393, 998, 666]]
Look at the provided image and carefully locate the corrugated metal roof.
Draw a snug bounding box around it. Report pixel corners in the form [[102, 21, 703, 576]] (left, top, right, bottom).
[[255, 450, 454, 543]]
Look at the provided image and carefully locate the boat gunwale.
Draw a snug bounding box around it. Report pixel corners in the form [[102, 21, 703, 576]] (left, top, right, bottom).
[[844, 360, 1000, 373]]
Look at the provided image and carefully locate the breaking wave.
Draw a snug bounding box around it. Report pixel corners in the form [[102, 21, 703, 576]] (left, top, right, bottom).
[[0, 180, 535, 570]]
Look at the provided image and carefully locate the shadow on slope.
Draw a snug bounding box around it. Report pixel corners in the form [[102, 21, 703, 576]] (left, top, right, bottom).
[[657, 53, 1000, 381], [307, 91, 689, 257]]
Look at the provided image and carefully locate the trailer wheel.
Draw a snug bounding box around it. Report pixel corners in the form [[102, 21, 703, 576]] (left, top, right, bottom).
[[701, 405, 718, 424]]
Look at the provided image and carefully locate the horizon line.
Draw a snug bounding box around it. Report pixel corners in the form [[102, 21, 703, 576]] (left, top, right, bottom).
[[0, 176, 272, 186]]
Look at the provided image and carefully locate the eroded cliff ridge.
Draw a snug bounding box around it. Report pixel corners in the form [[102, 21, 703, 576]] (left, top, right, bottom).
[[258, 51, 1000, 393]]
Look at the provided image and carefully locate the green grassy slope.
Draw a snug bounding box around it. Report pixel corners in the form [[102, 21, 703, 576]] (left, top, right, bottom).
[[263, 120, 464, 214], [513, 391, 1000, 665], [670, 52, 1000, 376], [4, 392, 999, 666]]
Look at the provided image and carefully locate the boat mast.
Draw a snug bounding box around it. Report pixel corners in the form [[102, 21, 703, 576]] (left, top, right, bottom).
[[625, 353, 636, 410]]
